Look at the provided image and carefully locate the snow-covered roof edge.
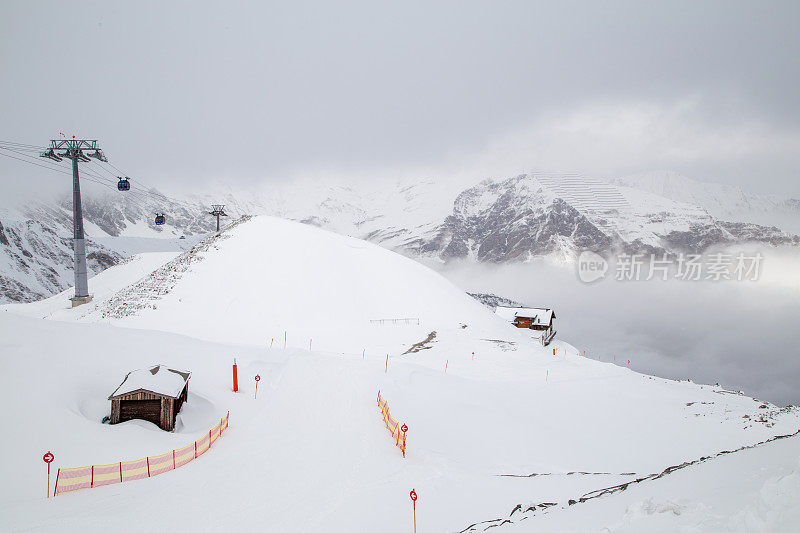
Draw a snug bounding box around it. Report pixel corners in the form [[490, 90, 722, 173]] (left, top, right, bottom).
[[494, 306, 555, 325], [108, 364, 191, 400]]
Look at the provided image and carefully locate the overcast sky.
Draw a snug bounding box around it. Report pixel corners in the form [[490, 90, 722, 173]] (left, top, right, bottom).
[[1, 1, 799, 196]]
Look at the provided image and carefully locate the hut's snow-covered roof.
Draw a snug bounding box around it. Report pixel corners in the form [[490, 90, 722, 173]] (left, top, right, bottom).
[[495, 306, 554, 326], [109, 365, 190, 399]]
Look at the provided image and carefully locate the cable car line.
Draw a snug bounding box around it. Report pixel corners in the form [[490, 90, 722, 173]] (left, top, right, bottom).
[[1, 145, 169, 206], [1, 140, 178, 226]]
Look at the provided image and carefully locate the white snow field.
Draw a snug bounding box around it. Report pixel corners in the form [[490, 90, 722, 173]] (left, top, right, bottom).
[[1, 215, 799, 532]]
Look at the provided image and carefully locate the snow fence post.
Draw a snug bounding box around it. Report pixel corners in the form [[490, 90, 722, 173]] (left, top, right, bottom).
[[172, 450, 176, 470], [146, 457, 150, 477], [53, 468, 60, 497], [118, 462, 122, 483]]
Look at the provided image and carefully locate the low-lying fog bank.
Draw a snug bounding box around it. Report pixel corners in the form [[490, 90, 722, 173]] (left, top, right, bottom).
[[439, 247, 800, 406]]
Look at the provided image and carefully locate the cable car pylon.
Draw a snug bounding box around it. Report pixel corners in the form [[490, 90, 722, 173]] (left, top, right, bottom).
[[41, 138, 107, 307], [208, 204, 228, 232]]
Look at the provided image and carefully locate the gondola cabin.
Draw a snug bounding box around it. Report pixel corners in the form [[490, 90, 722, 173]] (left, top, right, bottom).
[[154, 213, 166, 226], [108, 365, 191, 432], [117, 177, 130, 191], [495, 306, 557, 345]]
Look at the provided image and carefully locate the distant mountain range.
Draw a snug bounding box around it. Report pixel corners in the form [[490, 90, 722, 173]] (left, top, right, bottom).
[[1, 171, 798, 302]]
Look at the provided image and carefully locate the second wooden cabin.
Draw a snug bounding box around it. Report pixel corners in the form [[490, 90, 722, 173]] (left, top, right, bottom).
[[495, 306, 557, 345]]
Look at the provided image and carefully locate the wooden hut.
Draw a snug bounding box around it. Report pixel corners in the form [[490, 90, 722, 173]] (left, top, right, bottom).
[[108, 365, 191, 432], [495, 306, 557, 345]]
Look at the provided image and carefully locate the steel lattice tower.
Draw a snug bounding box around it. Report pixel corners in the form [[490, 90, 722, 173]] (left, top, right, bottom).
[[41, 138, 107, 307], [209, 204, 228, 232]]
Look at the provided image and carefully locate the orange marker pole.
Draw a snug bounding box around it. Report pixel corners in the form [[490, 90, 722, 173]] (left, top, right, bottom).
[[385, 354, 388, 374], [270, 338, 274, 348], [553, 347, 556, 356], [232, 359, 239, 392], [445, 359, 448, 373]]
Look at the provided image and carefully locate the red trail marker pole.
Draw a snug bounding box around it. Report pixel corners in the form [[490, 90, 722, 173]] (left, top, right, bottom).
[[232, 358, 239, 392], [43, 451, 54, 498], [284, 331, 287, 349], [445, 359, 448, 373], [254, 374, 261, 399], [385, 354, 389, 374], [410, 489, 418, 533], [472, 351, 475, 360]]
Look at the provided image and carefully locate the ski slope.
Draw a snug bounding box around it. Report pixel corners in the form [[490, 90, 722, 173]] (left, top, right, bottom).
[[1, 215, 799, 532]]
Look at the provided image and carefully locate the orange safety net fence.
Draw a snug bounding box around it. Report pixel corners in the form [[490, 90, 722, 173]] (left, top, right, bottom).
[[54, 411, 229, 496], [377, 391, 406, 457]]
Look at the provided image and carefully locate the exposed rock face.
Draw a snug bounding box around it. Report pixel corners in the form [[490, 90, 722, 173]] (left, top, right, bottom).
[[719, 222, 800, 247], [2, 173, 798, 304], [467, 292, 524, 309], [0, 217, 122, 303], [384, 175, 799, 262], [401, 177, 614, 261], [71, 195, 215, 238]]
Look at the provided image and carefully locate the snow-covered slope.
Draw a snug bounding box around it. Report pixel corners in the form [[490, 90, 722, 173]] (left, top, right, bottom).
[[3, 172, 799, 304], [615, 171, 800, 234], [2, 215, 799, 531]]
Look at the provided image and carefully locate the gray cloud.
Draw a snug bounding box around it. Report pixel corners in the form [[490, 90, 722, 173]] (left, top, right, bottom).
[[441, 248, 800, 406], [1, 1, 799, 195]]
